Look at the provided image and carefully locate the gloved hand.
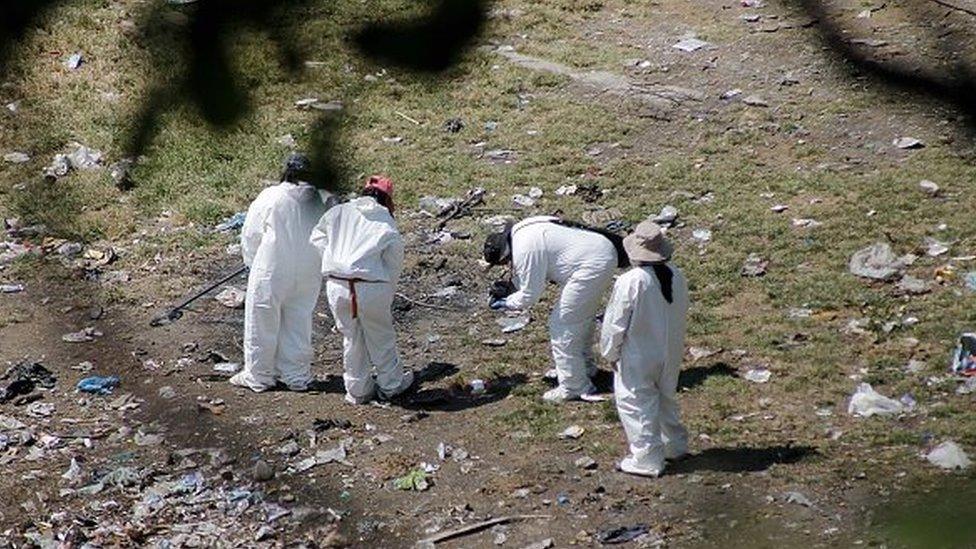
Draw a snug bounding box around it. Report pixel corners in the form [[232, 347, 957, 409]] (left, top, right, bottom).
[[488, 280, 516, 302], [489, 299, 508, 310]]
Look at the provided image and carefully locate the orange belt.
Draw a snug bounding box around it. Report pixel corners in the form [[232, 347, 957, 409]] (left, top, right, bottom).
[[329, 276, 380, 319]]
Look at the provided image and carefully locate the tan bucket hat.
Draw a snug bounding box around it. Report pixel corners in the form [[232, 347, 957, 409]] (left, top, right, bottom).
[[623, 220, 674, 264]]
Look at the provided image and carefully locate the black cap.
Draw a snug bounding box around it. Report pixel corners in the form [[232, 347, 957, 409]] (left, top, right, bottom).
[[483, 231, 512, 265]]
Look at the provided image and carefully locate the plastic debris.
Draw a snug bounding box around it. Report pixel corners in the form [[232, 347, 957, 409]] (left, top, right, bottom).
[[893, 137, 924, 149], [497, 314, 530, 333], [77, 376, 120, 395], [555, 185, 577, 196], [743, 368, 772, 383], [951, 333, 976, 376], [1, 361, 56, 403], [792, 218, 822, 228], [653, 205, 678, 227], [919, 180, 940, 196], [574, 456, 597, 470], [3, 152, 29, 163], [596, 524, 650, 544], [65, 52, 83, 70], [848, 242, 905, 281], [957, 377, 976, 395], [896, 275, 931, 295], [66, 144, 103, 170], [692, 228, 712, 243], [62, 327, 102, 343], [525, 539, 554, 549], [293, 443, 348, 472], [741, 253, 768, 277], [512, 194, 535, 208], [214, 286, 245, 309], [469, 379, 486, 395], [847, 383, 906, 417], [213, 362, 240, 374], [923, 237, 949, 257], [784, 491, 813, 507], [559, 425, 585, 439], [0, 283, 24, 293], [527, 187, 543, 199], [924, 441, 972, 470], [158, 386, 177, 400], [214, 212, 246, 232], [672, 37, 710, 52], [394, 468, 430, 491]]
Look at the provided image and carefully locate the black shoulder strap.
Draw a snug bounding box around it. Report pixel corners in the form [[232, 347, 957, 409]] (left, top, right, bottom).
[[550, 219, 630, 268]]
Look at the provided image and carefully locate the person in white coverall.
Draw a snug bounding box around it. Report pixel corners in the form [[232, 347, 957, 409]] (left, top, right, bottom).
[[601, 220, 690, 477], [484, 216, 618, 403], [310, 176, 413, 404], [230, 154, 337, 392]]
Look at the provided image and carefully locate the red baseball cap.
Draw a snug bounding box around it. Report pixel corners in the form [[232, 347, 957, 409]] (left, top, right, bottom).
[[364, 175, 395, 214]]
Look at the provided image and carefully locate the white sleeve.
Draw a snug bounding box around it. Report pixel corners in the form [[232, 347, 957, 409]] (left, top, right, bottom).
[[309, 211, 331, 274], [240, 191, 272, 268], [503, 245, 547, 310], [383, 233, 405, 284], [600, 277, 636, 363]]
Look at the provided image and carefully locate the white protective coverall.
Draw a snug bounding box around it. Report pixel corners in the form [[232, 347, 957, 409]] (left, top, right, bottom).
[[310, 197, 406, 402], [231, 182, 335, 392], [502, 216, 618, 397], [600, 263, 690, 476]]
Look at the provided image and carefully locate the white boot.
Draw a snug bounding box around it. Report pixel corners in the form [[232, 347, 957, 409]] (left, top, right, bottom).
[[618, 454, 663, 478], [378, 369, 415, 400]]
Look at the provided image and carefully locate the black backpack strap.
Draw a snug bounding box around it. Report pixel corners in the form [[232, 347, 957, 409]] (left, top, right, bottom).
[[550, 219, 630, 268]]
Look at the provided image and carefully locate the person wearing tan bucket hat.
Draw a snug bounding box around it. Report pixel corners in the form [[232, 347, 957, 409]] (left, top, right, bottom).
[[601, 220, 690, 477]]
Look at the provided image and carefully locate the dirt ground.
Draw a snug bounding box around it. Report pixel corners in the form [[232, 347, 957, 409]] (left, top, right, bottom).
[[3, 0, 976, 547]]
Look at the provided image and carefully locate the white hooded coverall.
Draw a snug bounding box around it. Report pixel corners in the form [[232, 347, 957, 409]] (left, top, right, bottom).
[[232, 182, 334, 392], [601, 263, 690, 473], [503, 216, 618, 395], [310, 197, 405, 401]]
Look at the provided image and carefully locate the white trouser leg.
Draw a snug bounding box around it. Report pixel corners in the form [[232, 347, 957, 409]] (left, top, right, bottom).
[[234, 270, 280, 391], [614, 358, 665, 468], [326, 280, 375, 399], [275, 279, 321, 390], [549, 268, 613, 394], [656, 360, 688, 452], [356, 282, 403, 394]]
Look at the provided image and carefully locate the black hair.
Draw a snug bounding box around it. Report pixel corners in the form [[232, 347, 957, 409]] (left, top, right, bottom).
[[651, 263, 674, 304], [483, 230, 512, 265], [362, 186, 393, 212]]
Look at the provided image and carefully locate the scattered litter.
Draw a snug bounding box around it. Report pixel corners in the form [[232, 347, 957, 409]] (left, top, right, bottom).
[[26, 401, 55, 418], [213, 362, 240, 374], [688, 346, 719, 362], [692, 228, 712, 243], [482, 338, 507, 347], [893, 137, 924, 150], [951, 333, 976, 376], [214, 212, 246, 232], [214, 287, 245, 309], [277, 440, 300, 457], [596, 524, 650, 545], [512, 194, 535, 208], [416, 515, 551, 547], [770, 204, 789, 213], [784, 491, 813, 507], [0, 283, 24, 293], [497, 314, 530, 333], [1, 361, 56, 403], [157, 386, 177, 400], [484, 149, 517, 164], [394, 468, 430, 491], [43, 154, 71, 178], [896, 275, 931, 295], [295, 98, 342, 111], [134, 431, 163, 446], [924, 441, 971, 470], [672, 38, 710, 52], [653, 205, 679, 227], [559, 425, 585, 439], [62, 327, 102, 343], [923, 237, 949, 257], [293, 443, 348, 472], [743, 368, 772, 383], [77, 376, 120, 395], [524, 539, 554, 549], [574, 456, 597, 470], [65, 52, 83, 70], [848, 383, 906, 417], [443, 118, 464, 133], [956, 377, 976, 394], [66, 144, 103, 170], [848, 242, 905, 281], [742, 95, 768, 107], [527, 187, 544, 199], [965, 272, 976, 292], [469, 379, 486, 395], [418, 196, 459, 217], [3, 152, 29, 163], [741, 253, 768, 277], [721, 88, 742, 100], [919, 180, 940, 196], [555, 185, 577, 196]]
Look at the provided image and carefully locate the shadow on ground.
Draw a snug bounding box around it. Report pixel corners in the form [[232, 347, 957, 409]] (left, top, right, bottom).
[[667, 445, 817, 474], [399, 373, 529, 412], [678, 362, 737, 391]]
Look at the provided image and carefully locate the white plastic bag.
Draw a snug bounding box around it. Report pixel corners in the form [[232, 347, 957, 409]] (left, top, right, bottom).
[[847, 383, 905, 417]]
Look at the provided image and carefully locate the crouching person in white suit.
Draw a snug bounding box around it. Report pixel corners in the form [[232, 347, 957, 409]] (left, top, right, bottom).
[[310, 176, 414, 405], [231, 153, 337, 392], [601, 221, 690, 477]]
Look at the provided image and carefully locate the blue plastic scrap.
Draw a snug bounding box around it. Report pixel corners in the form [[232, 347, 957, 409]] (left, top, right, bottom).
[[214, 211, 246, 232], [77, 375, 120, 395]]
